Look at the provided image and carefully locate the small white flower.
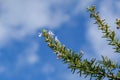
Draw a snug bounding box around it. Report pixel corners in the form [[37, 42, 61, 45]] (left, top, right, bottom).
[[38, 33, 42, 37], [55, 36, 60, 42], [56, 53, 62, 59], [48, 31, 54, 36], [80, 50, 84, 54]]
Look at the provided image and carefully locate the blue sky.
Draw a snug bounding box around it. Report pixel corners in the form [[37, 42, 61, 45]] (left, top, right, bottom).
[[0, 0, 120, 80]]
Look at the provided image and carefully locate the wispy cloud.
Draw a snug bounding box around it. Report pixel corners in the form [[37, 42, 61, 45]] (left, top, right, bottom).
[[0, 0, 73, 46], [1, 0, 120, 80], [0, 0, 98, 47]]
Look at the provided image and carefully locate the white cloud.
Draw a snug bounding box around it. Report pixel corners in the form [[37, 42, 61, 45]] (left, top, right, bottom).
[[0, 0, 100, 47], [0, 0, 74, 46], [87, 0, 120, 60], [0, 0, 69, 27]]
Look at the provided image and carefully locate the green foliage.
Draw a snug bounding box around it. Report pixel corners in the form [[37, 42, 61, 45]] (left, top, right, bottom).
[[40, 6, 120, 80], [116, 19, 120, 29], [87, 6, 120, 53]]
